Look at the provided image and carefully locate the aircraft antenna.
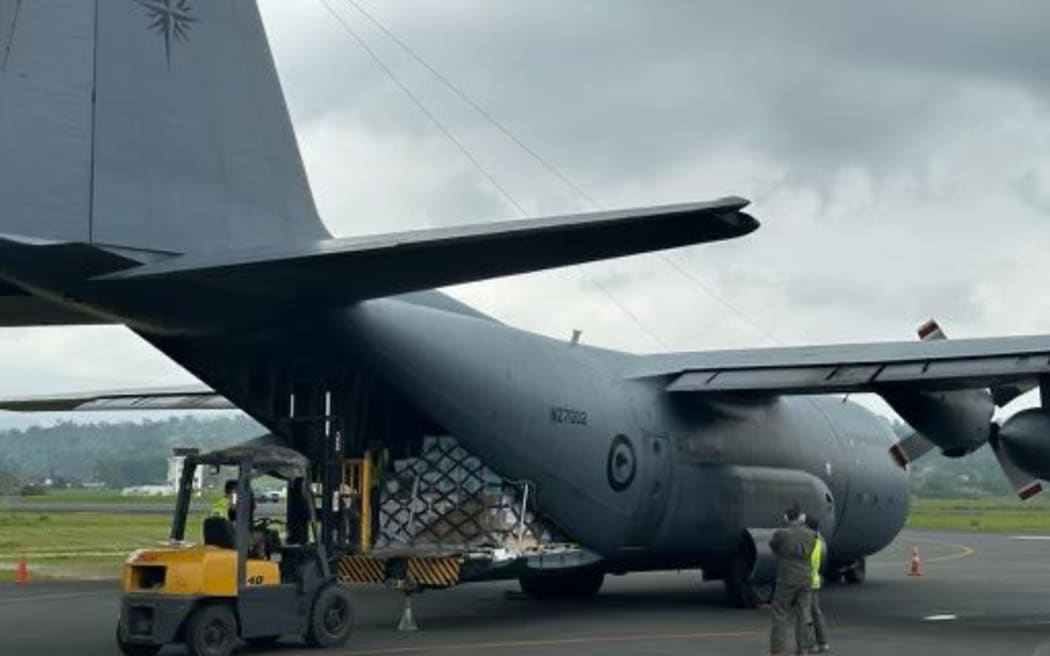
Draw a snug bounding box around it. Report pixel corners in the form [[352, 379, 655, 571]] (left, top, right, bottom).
[[318, 0, 527, 217], [341, 0, 601, 209], [339, 0, 783, 347], [317, 0, 671, 350]]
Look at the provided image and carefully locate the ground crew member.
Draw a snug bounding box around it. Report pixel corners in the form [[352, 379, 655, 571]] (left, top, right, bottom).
[[800, 515, 830, 654], [211, 479, 255, 524], [767, 507, 816, 656], [211, 480, 237, 520]]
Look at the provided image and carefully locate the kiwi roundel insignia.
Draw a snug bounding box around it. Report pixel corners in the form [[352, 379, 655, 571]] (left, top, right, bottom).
[[606, 434, 637, 492]]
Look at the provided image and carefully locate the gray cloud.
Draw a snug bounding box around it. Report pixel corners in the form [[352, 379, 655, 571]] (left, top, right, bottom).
[[4, 1, 1050, 427], [265, 1, 1050, 191]]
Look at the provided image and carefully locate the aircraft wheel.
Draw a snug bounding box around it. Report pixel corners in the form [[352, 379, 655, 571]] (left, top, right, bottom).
[[823, 569, 844, 585], [185, 603, 238, 656], [844, 558, 866, 584], [722, 552, 765, 609], [115, 621, 161, 656], [305, 583, 354, 647], [519, 569, 605, 598]]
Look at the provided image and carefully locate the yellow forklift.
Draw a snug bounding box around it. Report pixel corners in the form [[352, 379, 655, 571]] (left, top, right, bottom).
[[116, 438, 353, 656]]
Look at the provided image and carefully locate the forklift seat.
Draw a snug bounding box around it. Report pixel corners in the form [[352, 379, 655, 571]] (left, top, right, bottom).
[[203, 516, 236, 549]]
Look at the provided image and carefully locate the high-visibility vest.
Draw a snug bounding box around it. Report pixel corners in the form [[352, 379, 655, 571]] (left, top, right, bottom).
[[211, 496, 230, 518], [810, 534, 825, 590]]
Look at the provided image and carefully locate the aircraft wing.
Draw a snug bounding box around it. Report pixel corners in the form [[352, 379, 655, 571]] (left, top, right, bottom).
[[0, 385, 234, 411], [89, 198, 757, 305], [627, 335, 1050, 395]]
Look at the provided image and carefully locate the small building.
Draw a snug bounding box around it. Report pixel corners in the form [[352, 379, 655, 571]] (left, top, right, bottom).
[[167, 455, 204, 492]]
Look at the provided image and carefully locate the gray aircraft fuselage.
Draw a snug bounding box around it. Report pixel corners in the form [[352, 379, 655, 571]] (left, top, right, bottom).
[[325, 292, 909, 571]]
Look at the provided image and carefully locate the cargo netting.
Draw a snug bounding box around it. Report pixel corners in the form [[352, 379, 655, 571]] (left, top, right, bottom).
[[375, 436, 555, 549]]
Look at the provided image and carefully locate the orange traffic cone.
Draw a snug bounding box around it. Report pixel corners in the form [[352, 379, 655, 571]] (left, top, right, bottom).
[[908, 546, 922, 577], [15, 556, 28, 586]]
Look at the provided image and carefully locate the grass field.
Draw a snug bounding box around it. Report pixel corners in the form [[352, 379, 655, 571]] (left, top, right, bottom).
[[0, 511, 207, 580], [906, 497, 1050, 533], [18, 490, 220, 505], [22, 491, 178, 504]]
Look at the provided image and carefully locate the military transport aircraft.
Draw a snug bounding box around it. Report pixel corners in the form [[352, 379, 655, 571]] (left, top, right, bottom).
[[3, 0, 1050, 607]]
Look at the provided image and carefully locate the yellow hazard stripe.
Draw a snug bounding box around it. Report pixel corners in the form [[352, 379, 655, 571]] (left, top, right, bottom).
[[337, 555, 387, 584], [406, 556, 462, 588]]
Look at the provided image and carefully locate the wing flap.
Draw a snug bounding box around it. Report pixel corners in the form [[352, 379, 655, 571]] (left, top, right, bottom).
[[648, 335, 1050, 395], [0, 385, 234, 411]]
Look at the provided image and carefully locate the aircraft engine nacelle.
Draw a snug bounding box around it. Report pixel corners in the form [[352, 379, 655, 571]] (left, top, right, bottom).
[[881, 388, 994, 457], [740, 528, 778, 587], [997, 409, 1050, 481]]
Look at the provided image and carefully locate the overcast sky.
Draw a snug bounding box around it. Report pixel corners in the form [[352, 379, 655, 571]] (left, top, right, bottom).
[[2, 1, 1049, 424]]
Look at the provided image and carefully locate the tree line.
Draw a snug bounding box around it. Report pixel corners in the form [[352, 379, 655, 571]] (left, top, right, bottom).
[[0, 414, 261, 491]]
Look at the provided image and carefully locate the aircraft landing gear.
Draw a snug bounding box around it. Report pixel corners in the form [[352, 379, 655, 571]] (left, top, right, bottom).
[[518, 568, 605, 598], [843, 558, 866, 584], [826, 557, 865, 585], [722, 551, 771, 609]]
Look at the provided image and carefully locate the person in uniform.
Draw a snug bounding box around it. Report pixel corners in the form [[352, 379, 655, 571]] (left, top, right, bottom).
[[799, 515, 830, 654], [212, 479, 256, 524], [767, 507, 816, 656], [211, 479, 237, 520]]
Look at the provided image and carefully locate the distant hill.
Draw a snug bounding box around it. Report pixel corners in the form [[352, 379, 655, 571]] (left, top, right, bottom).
[[0, 415, 262, 489], [908, 444, 1012, 497]]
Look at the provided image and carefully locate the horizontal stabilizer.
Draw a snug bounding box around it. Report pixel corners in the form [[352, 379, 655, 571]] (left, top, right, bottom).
[[0, 236, 140, 327], [0, 280, 112, 326], [0, 385, 233, 412], [87, 198, 756, 315]]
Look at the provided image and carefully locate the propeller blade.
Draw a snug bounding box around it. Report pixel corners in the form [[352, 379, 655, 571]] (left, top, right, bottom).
[[889, 431, 936, 469], [989, 425, 1043, 500], [916, 319, 1033, 407], [917, 319, 946, 341]]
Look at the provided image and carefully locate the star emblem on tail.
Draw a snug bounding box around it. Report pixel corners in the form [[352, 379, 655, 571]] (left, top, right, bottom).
[[134, 0, 198, 69]]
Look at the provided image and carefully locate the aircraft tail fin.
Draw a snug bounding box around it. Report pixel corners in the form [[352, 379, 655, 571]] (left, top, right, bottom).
[[0, 0, 328, 255]]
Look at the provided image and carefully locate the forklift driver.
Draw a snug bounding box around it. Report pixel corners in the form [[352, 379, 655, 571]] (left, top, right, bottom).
[[213, 478, 258, 523], [212, 479, 274, 558]]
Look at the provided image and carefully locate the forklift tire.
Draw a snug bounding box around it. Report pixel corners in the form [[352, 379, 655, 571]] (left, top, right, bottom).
[[305, 583, 354, 648], [115, 622, 160, 656], [185, 603, 239, 656]]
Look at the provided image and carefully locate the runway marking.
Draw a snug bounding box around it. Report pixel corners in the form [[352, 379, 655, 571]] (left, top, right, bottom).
[[923, 614, 958, 621], [336, 630, 759, 655], [1009, 535, 1050, 541], [871, 536, 975, 567], [0, 591, 109, 605]]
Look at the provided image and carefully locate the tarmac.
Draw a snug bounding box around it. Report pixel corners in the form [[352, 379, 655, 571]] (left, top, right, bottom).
[[3, 529, 1050, 656]]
